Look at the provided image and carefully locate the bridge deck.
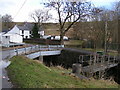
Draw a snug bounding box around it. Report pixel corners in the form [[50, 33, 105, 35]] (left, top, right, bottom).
[[26, 50, 61, 59], [13, 45, 63, 55], [82, 62, 118, 73]]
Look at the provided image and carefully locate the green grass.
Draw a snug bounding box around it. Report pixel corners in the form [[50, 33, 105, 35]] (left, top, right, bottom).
[[45, 29, 60, 36], [64, 40, 83, 46], [83, 48, 118, 56], [7, 56, 118, 88]]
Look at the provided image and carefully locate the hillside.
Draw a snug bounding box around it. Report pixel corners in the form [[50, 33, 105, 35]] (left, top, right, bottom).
[[2, 22, 75, 38], [7, 56, 118, 88]]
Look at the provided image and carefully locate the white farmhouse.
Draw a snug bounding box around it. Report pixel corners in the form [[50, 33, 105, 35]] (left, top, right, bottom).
[[2, 34, 23, 44], [18, 23, 33, 39], [0, 23, 45, 45], [1, 25, 23, 44], [18, 23, 45, 38]]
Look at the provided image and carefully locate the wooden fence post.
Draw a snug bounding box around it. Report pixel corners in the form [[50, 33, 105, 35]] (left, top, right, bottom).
[[31, 46, 32, 53], [39, 45, 41, 51], [114, 56, 116, 64], [25, 47, 26, 54], [82, 55, 84, 65], [15, 49, 18, 56], [89, 55, 92, 66], [48, 45, 50, 51], [108, 55, 110, 65], [102, 55, 105, 64], [94, 54, 97, 65]]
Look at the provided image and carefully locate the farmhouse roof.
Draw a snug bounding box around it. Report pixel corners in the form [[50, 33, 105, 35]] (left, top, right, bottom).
[[17, 23, 34, 31]]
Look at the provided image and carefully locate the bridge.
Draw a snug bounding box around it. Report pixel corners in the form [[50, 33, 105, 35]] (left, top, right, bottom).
[[72, 54, 119, 79], [13, 45, 64, 60], [5, 44, 119, 79]]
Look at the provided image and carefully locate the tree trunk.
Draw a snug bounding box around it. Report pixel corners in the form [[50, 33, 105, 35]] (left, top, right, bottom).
[[60, 33, 64, 45], [60, 27, 65, 45]]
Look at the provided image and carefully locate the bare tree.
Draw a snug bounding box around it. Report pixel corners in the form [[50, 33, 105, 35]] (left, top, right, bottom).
[[2, 14, 12, 22], [73, 7, 117, 51], [2, 14, 13, 29], [30, 9, 52, 30], [45, 1, 95, 44]]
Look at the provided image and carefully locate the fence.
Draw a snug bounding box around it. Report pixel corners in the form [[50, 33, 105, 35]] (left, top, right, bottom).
[[14, 45, 64, 56], [78, 54, 118, 67], [76, 54, 119, 79], [108, 43, 119, 51], [24, 38, 61, 45]]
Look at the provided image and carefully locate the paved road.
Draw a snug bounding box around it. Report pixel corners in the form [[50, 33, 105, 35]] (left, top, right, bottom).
[[1, 47, 38, 88], [0, 50, 14, 88]]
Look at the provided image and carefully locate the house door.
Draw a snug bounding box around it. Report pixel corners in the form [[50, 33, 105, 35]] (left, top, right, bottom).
[[26, 36, 28, 39]]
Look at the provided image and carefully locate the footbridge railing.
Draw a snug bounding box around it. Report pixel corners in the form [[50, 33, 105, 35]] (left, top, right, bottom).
[[74, 54, 119, 78], [14, 45, 64, 56]]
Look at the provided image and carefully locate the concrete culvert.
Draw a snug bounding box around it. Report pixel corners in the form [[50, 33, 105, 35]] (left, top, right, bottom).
[[72, 63, 82, 74]]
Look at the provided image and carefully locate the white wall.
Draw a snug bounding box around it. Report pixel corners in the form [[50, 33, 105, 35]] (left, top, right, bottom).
[[20, 30, 31, 39], [20, 30, 22, 35], [24, 30, 30, 38], [0, 32, 4, 43], [10, 34, 23, 43], [2, 36, 10, 44], [1, 25, 23, 44], [38, 31, 44, 36]]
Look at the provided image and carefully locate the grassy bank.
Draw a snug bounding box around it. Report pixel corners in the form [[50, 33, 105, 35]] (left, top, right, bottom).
[[64, 40, 83, 46], [7, 56, 118, 88]]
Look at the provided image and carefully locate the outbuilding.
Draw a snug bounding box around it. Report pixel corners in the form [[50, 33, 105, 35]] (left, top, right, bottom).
[[2, 33, 23, 44], [1, 25, 23, 44]]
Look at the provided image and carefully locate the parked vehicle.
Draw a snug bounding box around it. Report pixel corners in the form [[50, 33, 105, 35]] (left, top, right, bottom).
[[47, 36, 69, 41], [41, 35, 51, 39]]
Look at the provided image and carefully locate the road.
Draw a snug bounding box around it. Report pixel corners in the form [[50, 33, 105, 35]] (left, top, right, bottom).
[[1, 46, 39, 88], [1, 50, 14, 88]]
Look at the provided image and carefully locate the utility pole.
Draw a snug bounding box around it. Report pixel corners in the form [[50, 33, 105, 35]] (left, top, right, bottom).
[[118, 12, 120, 55], [104, 13, 108, 54], [117, 2, 120, 55]]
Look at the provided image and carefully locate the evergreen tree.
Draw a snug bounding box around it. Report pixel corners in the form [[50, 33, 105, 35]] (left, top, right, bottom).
[[32, 23, 40, 38]]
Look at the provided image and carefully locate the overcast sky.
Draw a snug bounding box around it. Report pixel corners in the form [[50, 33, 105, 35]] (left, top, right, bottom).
[[0, 0, 118, 22]]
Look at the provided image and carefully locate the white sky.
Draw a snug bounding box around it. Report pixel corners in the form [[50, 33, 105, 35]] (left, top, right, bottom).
[[0, 0, 119, 22]]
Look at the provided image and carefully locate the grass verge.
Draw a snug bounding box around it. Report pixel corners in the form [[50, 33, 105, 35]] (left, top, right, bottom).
[[7, 56, 118, 88], [64, 40, 83, 46]]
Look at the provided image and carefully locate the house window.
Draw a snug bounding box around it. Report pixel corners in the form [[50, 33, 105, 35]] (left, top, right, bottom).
[[30, 35, 32, 38], [22, 35, 24, 38], [30, 31, 32, 34], [22, 30, 24, 34], [26, 36, 28, 39], [5, 36, 8, 38]]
